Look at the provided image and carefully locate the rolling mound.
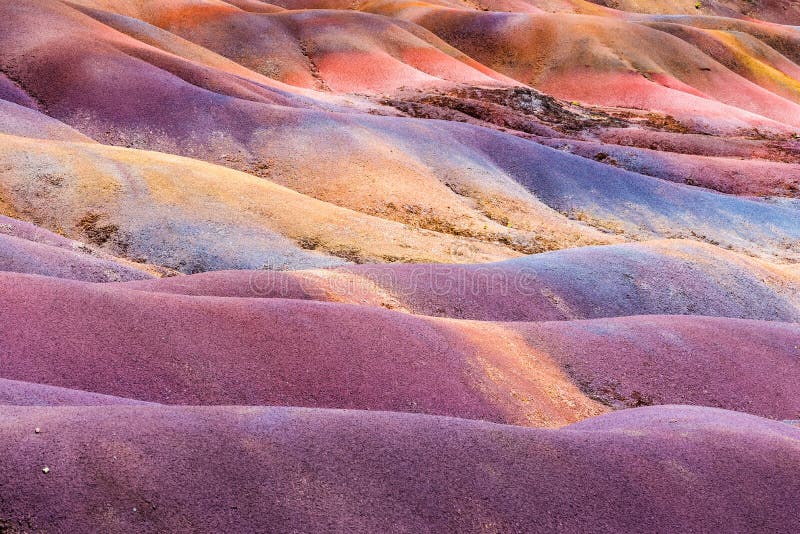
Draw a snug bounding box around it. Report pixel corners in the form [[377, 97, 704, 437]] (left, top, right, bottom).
[[588, 0, 800, 25], [0, 232, 154, 282], [537, 136, 800, 197], [643, 20, 800, 106], [2, 0, 800, 529], [595, 128, 800, 162], [0, 405, 796, 532], [0, 271, 605, 426], [0, 215, 160, 281], [123, 239, 800, 321], [374, 7, 800, 132], [69, 1, 514, 92], [0, 133, 541, 270], [0, 379, 155, 407], [242, 240, 800, 319], [0, 99, 94, 142], [517, 315, 800, 419], [341, 239, 800, 320], [7, 120, 797, 267], [1, 1, 799, 266], [4, 271, 800, 421]]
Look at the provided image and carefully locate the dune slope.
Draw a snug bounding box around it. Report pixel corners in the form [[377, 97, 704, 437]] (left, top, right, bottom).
[[1, 0, 800, 530], [0, 405, 797, 533]]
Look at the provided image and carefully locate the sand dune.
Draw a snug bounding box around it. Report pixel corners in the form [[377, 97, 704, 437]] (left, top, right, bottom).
[[0, 134, 545, 270], [130, 240, 800, 321], [1, 0, 799, 529], [346, 239, 800, 320], [0, 271, 605, 426], [588, 0, 800, 25], [0, 232, 154, 281], [126, 241, 800, 321], [3, 271, 800, 421], [0, 215, 161, 281], [516, 315, 800, 419], [537, 136, 800, 196], [1, 1, 798, 267], [148, 240, 799, 321], [0, 379, 156, 406], [0, 405, 796, 532], [71, 1, 515, 92]]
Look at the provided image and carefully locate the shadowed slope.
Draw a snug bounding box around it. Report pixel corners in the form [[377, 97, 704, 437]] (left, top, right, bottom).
[[515, 315, 800, 419], [0, 215, 162, 281], [595, 128, 800, 162], [538, 136, 800, 197], [0, 233, 155, 281], [0, 405, 796, 532], [0, 99, 94, 142], [423, 125, 800, 261]]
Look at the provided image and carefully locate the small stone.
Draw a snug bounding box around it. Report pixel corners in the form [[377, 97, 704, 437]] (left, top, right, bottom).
[[34, 427, 41, 434], [42, 467, 50, 474]]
